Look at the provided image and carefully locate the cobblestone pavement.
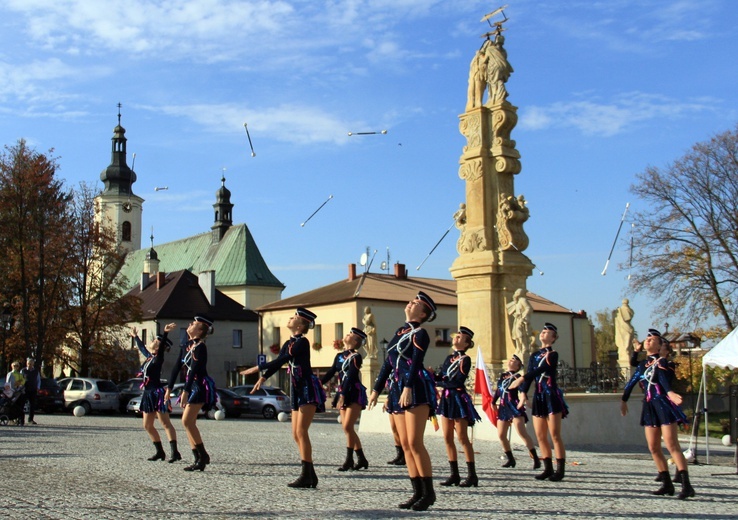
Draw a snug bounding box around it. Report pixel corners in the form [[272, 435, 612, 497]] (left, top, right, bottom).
[[1, 412, 736, 519]]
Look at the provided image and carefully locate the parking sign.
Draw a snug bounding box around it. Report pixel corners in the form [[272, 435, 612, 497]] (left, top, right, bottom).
[[257, 354, 266, 366]]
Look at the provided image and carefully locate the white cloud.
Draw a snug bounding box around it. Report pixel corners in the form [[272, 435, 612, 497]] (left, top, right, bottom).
[[139, 102, 361, 145], [520, 92, 717, 137], [3, 0, 460, 65]]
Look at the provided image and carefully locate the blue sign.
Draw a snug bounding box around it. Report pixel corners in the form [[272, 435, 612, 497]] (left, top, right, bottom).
[[257, 354, 266, 366]]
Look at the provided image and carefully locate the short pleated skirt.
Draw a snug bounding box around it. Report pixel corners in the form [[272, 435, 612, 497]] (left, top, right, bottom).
[[340, 382, 368, 410], [388, 368, 437, 416], [437, 388, 482, 426], [185, 375, 217, 411], [640, 394, 687, 427], [496, 398, 529, 423], [531, 386, 569, 419], [292, 373, 326, 413], [140, 386, 168, 414]]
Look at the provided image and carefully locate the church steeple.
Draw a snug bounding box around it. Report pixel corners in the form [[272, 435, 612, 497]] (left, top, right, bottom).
[[212, 170, 234, 243], [144, 228, 160, 274], [94, 104, 144, 253], [100, 103, 137, 197]]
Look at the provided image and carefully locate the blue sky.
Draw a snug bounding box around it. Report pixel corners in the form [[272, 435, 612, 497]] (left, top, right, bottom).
[[1, 0, 737, 340]]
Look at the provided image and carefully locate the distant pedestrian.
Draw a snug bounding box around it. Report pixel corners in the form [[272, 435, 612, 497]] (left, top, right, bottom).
[[131, 323, 182, 463], [21, 358, 41, 425], [621, 328, 695, 499], [6, 361, 26, 426], [435, 326, 482, 488], [167, 315, 217, 472], [509, 322, 568, 481], [321, 327, 369, 472], [241, 307, 326, 488]]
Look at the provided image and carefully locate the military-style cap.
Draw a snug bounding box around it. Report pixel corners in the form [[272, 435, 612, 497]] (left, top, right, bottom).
[[415, 291, 437, 322], [543, 322, 558, 333], [295, 307, 317, 329], [194, 314, 214, 334], [350, 327, 367, 342], [457, 326, 474, 339]]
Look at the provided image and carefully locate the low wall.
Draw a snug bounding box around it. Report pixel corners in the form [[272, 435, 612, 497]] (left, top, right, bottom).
[[359, 393, 644, 447]]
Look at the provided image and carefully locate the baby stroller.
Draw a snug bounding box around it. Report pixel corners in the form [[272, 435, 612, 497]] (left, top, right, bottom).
[[0, 384, 25, 425]]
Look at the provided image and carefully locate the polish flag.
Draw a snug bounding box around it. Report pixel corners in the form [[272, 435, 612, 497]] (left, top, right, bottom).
[[474, 347, 497, 426]]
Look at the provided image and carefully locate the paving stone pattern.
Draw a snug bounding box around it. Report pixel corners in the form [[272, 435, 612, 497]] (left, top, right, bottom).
[[1, 413, 736, 519]]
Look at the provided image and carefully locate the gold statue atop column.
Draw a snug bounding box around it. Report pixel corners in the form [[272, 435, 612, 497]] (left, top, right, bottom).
[[451, 7, 534, 370]]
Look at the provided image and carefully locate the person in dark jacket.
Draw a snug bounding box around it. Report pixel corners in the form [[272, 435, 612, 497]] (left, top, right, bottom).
[[435, 326, 482, 488], [131, 323, 181, 463], [368, 291, 439, 511], [621, 328, 695, 499], [492, 354, 540, 470], [241, 307, 326, 488], [167, 315, 217, 472], [509, 322, 568, 481], [321, 327, 369, 472], [21, 358, 41, 425]]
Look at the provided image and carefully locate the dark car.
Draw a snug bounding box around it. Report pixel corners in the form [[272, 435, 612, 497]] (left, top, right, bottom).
[[36, 378, 65, 413], [213, 388, 250, 418], [117, 377, 167, 413], [117, 378, 143, 413]]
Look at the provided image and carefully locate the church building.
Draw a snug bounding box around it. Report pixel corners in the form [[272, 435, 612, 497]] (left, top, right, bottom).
[[94, 112, 283, 387]]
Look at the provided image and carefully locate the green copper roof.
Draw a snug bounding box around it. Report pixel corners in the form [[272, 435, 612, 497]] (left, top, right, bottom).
[[117, 223, 284, 291]]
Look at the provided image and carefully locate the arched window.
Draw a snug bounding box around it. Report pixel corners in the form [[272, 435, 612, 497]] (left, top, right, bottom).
[[122, 221, 132, 242]]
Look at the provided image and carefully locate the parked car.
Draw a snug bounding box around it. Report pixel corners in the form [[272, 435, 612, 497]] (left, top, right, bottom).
[[126, 383, 205, 416], [117, 378, 168, 413], [213, 388, 250, 418], [37, 378, 65, 413], [57, 377, 120, 414], [229, 385, 291, 419]]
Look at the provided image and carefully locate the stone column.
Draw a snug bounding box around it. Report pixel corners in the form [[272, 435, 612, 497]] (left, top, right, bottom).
[[450, 101, 533, 372]]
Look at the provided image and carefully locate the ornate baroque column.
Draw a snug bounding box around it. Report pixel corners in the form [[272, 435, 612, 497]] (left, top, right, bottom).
[[450, 31, 533, 370]]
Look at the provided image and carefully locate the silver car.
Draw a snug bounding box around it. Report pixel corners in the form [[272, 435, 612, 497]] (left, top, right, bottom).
[[57, 377, 120, 414], [126, 383, 205, 416], [229, 385, 291, 419]]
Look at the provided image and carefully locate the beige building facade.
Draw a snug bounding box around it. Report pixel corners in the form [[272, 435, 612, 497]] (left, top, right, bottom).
[[254, 264, 594, 392]]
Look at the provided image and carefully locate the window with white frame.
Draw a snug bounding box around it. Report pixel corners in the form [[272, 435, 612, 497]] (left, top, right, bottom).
[[233, 329, 243, 349]]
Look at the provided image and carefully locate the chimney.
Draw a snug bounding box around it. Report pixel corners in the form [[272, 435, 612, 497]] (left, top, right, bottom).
[[156, 272, 166, 290], [140, 273, 150, 291], [394, 263, 407, 279], [348, 263, 357, 281], [198, 270, 216, 306]]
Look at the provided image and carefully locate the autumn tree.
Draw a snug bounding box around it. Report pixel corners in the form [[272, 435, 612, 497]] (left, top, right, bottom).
[[592, 308, 616, 363], [0, 140, 73, 370], [629, 124, 738, 333], [56, 182, 142, 377]]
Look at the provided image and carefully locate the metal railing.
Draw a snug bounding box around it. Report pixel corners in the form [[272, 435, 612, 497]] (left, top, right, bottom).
[[557, 361, 628, 394]]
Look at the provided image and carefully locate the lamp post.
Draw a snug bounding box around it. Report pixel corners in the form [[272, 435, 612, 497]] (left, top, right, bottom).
[[380, 338, 388, 364], [1, 307, 13, 374]]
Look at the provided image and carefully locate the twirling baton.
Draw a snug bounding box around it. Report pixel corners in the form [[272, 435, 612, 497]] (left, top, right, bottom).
[[601, 202, 630, 276]]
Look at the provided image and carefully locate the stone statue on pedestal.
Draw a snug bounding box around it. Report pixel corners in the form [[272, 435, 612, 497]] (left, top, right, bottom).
[[466, 33, 514, 111], [614, 298, 635, 363], [507, 288, 533, 360], [362, 306, 378, 359]]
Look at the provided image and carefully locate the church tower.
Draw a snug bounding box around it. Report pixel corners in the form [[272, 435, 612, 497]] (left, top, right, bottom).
[[211, 172, 234, 243], [95, 105, 144, 253]]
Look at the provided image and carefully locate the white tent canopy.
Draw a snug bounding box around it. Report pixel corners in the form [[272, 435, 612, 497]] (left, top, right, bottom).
[[703, 326, 738, 369]]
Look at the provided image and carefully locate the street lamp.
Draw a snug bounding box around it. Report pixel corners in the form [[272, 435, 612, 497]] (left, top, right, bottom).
[[1, 306, 13, 374], [380, 338, 388, 364]]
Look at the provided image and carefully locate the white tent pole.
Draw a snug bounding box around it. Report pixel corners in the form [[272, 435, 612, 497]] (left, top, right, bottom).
[[703, 370, 709, 464]]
